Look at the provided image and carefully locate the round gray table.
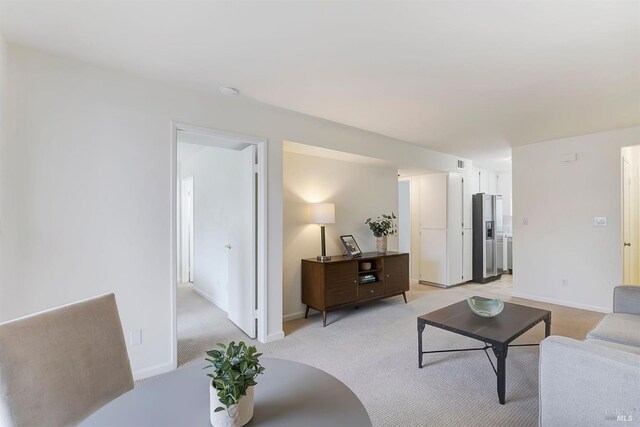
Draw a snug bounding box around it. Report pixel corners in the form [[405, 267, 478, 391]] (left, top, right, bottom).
[[81, 358, 371, 426]]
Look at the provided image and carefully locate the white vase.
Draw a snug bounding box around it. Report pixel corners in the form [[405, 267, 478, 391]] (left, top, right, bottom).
[[376, 236, 387, 253], [210, 385, 254, 427]]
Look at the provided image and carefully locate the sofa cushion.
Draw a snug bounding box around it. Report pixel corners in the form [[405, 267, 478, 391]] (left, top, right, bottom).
[[587, 313, 640, 348], [586, 338, 640, 356]]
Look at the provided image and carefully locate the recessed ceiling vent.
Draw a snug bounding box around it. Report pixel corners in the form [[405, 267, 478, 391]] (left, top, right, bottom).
[[457, 160, 465, 170]]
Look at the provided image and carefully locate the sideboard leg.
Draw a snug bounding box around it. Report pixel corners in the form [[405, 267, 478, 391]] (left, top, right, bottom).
[[322, 311, 327, 327], [304, 305, 310, 319], [402, 292, 408, 304]]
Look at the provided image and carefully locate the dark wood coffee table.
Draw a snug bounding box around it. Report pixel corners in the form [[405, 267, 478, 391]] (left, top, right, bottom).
[[417, 297, 551, 404]]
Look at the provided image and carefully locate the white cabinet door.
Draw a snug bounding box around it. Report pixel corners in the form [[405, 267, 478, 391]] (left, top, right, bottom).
[[462, 176, 473, 228], [420, 229, 447, 285], [447, 174, 462, 230], [469, 170, 480, 195], [496, 172, 512, 216], [462, 228, 472, 281], [447, 174, 463, 285], [479, 170, 489, 193], [447, 229, 463, 285], [487, 171, 498, 195], [420, 173, 448, 229]]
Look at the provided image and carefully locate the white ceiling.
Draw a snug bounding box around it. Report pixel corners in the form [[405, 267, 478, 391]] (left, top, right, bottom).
[[2, 1, 639, 170]]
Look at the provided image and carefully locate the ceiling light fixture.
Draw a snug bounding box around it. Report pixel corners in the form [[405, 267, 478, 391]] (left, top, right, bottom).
[[219, 86, 239, 96]]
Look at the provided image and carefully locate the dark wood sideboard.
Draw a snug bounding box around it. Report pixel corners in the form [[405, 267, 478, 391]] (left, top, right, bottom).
[[302, 252, 409, 326]]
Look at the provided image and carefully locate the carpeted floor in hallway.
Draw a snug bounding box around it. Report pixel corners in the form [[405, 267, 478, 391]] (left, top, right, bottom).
[[165, 277, 603, 427]]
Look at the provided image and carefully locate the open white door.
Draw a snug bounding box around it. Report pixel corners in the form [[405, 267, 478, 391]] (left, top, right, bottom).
[[180, 176, 194, 283], [623, 157, 631, 284], [227, 145, 257, 338]]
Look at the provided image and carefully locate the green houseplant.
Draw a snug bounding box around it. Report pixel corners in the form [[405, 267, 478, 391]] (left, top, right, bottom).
[[365, 213, 397, 253], [205, 341, 265, 427]]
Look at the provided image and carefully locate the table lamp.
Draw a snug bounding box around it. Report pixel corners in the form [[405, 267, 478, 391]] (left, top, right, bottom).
[[309, 203, 335, 262]]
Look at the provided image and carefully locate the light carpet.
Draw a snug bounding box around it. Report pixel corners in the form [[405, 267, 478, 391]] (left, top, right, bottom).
[[153, 278, 603, 426]]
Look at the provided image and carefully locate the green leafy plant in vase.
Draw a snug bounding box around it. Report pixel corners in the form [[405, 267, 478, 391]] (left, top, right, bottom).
[[205, 341, 265, 427], [365, 212, 397, 253]]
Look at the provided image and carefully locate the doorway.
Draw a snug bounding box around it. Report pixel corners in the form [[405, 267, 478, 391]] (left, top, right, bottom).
[[621, 145, 640, 285], [398, 179, 411, 254], [172, 123, 268, 369]]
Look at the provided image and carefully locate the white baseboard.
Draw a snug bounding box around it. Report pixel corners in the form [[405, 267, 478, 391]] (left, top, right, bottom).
[[192, 286, 228, 312], [510, 291, 610, 313], [265, 331, 285, 342], [283, 310, 306, 322], [132, 361, 174, 381]]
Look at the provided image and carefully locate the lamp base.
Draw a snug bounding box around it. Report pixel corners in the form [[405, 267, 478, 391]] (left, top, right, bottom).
[[316, 255, 332, 262]]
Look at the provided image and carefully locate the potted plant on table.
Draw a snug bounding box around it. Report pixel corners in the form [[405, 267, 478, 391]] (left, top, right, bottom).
[[365, 213, 397, 253], [205, 341, 265, 427]]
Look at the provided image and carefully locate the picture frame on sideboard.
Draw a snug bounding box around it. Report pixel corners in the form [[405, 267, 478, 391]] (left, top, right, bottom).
[[340, 235, 362, 257]]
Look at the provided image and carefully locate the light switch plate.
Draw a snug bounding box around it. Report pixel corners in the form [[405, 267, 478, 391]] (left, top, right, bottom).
[[594, 217, 607, 227], [130, 330, 142, 346]]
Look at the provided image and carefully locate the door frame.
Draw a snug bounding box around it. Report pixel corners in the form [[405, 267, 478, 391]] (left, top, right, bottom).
[[171, 122, 268, 370]]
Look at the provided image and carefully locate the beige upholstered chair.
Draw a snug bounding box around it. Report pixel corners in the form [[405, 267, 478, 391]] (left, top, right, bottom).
[[0, 293, 133, 427]]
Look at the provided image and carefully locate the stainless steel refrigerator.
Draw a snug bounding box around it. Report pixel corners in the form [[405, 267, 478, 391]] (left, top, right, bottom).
[[472, 193, 503, 283]]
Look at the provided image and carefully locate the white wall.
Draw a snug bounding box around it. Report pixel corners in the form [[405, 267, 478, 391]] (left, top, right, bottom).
[[179, 145, 247, 311], [512, 126, 640, 312], [282, 151, 398, 319], [0, 44, 472, 379]]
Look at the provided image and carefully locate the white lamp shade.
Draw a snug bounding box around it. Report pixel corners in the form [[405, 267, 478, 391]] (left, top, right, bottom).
[[309, 203, 335, 225]]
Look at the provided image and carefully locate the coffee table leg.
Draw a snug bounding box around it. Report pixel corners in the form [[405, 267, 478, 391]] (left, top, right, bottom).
[[544, 314, 551, 337], [493, 344, 508, 404], [417, 320, 425, 369]]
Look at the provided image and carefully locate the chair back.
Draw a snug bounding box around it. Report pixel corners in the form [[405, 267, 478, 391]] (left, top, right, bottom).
[[0, 293, 133, 427]]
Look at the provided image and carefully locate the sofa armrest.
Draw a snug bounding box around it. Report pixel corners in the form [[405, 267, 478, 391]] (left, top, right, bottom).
[[539, 336, 640, 427], [614, 285, 640, 315]]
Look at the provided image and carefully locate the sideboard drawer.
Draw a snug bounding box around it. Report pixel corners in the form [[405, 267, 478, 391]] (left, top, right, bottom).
[[358, 282, 384, 301]]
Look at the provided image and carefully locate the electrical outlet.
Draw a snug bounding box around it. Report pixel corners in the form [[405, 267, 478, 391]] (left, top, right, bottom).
[[561, 279, 568, 288], [594, 217, 607, 227], [523, 217, 529, 225], [130, 330, 142, 346]]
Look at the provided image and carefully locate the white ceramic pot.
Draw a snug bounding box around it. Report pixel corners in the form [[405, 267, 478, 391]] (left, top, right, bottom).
[[376, 236, 387, 253], [210, 385, 254, 427]]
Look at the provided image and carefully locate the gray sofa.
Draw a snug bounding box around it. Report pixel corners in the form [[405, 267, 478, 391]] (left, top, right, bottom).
[[539, 286, 640, 426]]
